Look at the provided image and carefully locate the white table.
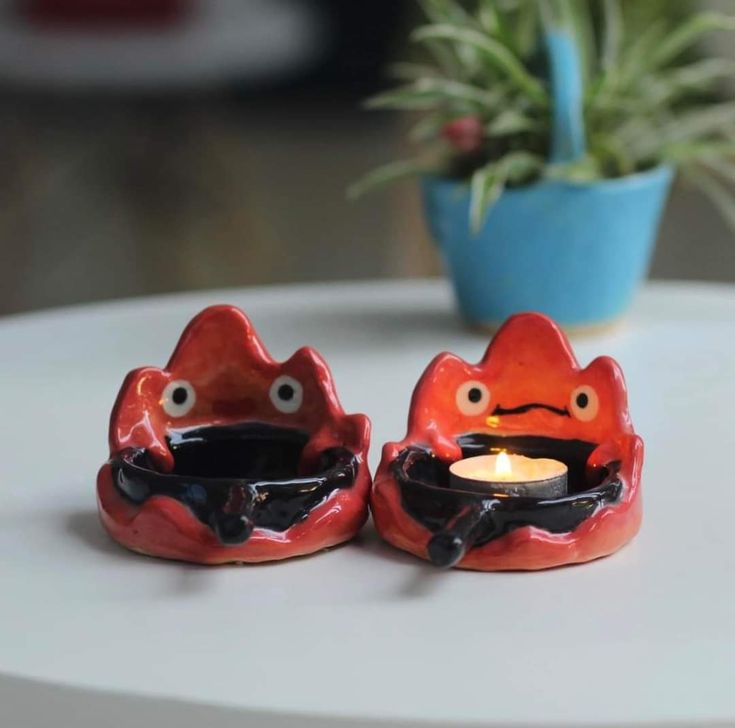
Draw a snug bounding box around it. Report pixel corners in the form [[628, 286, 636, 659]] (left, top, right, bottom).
[[1, 279, 734, 728]]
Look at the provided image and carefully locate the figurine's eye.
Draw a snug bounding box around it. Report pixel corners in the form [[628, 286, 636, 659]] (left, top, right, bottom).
[[270, 375, 303, 414], [456, 381, 491, 416], [162, 380, 196, 418], [570, 385, 599, 422]]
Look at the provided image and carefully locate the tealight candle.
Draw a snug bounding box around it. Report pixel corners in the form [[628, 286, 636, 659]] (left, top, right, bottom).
[[449, 451, 568, 498]]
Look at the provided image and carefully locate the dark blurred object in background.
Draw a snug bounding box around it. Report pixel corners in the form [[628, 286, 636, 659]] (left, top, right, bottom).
[[305, 0, 409, 95], [0, 0, 733, 316], [1, 0, 332, 89], [0, 0, 407, 95], [20, 0, 191, 28]]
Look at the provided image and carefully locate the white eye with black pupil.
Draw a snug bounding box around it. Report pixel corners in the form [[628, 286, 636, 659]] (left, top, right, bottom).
[[270, 375, 303, 414], [162, 380, 196, 418], [570, 385, 599, 422], [456, 381, 491, 416]]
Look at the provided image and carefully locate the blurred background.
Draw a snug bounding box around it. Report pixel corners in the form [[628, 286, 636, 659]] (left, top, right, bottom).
[[2, 0, 734, 315]]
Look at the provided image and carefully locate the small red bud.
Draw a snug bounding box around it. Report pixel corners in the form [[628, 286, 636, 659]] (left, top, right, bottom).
[[441, 115, 484, 154]]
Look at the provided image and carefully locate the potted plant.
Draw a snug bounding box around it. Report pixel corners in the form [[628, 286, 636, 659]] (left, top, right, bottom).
[[350, 0, 735, 330]]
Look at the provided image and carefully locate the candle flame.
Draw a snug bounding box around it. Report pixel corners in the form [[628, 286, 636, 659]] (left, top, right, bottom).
[[495, 451, 512, 477]]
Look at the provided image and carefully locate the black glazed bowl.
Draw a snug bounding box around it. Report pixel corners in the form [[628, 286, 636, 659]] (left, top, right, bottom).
[[393, 434, 622, 568], [111, 423, 359, 546]]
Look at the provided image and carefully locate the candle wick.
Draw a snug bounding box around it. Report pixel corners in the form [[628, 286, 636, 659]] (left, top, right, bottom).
[[495, 451, 512, 477]]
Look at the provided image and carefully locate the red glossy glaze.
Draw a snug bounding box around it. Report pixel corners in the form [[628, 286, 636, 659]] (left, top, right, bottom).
[[372, 312, 643, 571], [97, 305, 371, 564]]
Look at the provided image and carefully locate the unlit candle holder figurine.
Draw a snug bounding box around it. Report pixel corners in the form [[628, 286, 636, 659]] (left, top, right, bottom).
[[371, 312, 642, 570], [97, 305, 371, 564]]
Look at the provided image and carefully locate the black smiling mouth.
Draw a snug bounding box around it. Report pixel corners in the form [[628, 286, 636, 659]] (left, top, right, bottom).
[[111, 422, 358, 546], [393, 433, 622, 568], [492, 402, 570, 417]]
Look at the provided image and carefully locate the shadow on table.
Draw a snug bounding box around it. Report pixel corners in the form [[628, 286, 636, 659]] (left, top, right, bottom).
[[66, 508, 137, 562], [355, 521, 449, 600], [68, 507, 469, 601], [65, 508, 216, 598]]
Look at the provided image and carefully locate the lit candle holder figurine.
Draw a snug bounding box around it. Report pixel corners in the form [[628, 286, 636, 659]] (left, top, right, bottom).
[[372, 312, 643, 571], [449, 451, 567, 498]]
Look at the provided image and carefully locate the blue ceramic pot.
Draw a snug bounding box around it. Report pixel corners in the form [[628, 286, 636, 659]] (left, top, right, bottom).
[[422, 166, 674, 329], [421, 28, 675, 329]]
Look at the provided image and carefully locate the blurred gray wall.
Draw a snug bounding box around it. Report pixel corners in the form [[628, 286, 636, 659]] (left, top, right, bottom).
[[1, 1, 734, 315]]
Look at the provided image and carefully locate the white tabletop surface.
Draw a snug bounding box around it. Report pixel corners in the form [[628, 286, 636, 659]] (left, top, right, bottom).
[[1, 279, 735, 728]]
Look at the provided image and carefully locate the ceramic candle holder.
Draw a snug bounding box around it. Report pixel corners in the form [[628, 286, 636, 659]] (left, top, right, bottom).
[[97, 305, 371, 564], [371, 312, 642, 571]]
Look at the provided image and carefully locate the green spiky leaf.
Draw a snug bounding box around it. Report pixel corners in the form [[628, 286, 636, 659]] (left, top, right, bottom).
[[347, 160, 429, 200], [350, 0, 735, 236], [412, 24, 549, 105], [470, 164, 505, 233]]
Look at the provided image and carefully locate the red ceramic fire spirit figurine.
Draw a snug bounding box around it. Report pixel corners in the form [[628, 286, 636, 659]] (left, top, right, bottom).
[[97, 305, 371, 564], [371, 312, 642, 571]]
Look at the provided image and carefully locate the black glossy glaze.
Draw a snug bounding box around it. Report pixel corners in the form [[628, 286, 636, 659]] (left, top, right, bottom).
[[491, 402, 570, 417], [111, 423, 358, 545], [393, 434, 622, 568]]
